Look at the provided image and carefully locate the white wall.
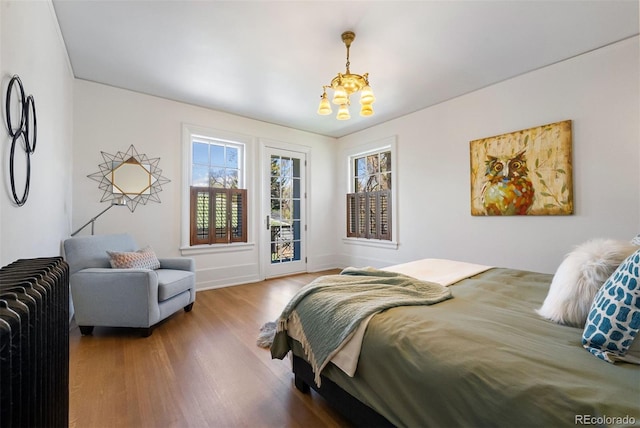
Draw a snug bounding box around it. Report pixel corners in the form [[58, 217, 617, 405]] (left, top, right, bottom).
[[73, 81, 337, 289], [0, 1, 74, 266], [4, 3, 636, 282], [336, 37, 640, 274]]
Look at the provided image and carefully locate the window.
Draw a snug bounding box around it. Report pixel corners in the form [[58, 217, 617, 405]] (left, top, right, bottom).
[[189, 136, 247, 245], [346, 149, 392, 241]]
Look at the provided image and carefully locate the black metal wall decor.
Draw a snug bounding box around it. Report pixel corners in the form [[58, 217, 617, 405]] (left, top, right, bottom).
[[5, 74, 37, 206]]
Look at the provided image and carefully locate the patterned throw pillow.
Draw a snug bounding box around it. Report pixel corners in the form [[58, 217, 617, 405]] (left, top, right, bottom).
[[106, 246, 161, 270], [632, 233, 640, 246], [582, 249, 640, 364]]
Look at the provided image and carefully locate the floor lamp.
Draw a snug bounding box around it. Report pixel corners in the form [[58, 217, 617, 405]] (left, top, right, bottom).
[[70, 196, 127, 237]]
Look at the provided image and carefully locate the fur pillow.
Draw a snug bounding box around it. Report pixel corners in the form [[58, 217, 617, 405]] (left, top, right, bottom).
[[536, 239, 638, 327]]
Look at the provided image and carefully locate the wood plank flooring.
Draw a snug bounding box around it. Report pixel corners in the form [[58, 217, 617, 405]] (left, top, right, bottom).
[[68, 270, 351, 428]]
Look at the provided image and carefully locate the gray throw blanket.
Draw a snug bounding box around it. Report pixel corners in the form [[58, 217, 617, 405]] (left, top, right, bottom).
[[270, 267, 453, 385]]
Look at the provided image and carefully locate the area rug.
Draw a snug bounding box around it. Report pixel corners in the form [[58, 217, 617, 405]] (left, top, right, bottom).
[[256, 321, 276, 348]]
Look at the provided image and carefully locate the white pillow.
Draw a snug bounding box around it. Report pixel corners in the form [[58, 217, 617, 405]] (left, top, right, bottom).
[[536, 239, 638, 327]]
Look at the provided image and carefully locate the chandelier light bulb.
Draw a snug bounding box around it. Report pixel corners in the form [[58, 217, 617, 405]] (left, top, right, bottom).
[[360, 104, 374, 117], [332, 85, 348, 106], [337, 104, 351, 120], [317, 93, 332, 115], [360, 85, 375, 105]]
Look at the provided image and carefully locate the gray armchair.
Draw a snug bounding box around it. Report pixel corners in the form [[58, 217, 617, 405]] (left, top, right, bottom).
[[63, 233, 196, 337]]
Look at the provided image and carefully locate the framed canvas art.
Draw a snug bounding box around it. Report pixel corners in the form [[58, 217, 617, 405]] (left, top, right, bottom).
[[470, 120, 573, 216]]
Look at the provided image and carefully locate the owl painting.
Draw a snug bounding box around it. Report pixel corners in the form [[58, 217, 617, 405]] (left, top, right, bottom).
[[480, 150, 534, 215], [470, 120, 573, 216]]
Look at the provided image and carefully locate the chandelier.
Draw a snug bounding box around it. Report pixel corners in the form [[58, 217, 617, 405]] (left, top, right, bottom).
[[317, 31, 375, 120]]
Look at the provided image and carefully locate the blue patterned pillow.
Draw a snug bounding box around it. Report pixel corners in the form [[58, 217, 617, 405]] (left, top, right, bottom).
[[632, 233, 640, 246], [582, 249, 640, 364]]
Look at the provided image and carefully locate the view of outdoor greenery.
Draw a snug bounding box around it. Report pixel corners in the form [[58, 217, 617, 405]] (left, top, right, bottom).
[[270, 155, 301, 263], [354, 150, 391, 192]]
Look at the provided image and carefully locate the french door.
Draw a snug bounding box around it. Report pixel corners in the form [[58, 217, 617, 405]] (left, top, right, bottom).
[[263, 147, 306, 278]]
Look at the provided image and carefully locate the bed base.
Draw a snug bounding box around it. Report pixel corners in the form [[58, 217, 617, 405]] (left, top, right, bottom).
[[292, 355, 394, 427]]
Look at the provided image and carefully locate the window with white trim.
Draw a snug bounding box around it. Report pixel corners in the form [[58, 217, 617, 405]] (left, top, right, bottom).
[[189, 135, 247, 245], [345, 137, 396, 243]]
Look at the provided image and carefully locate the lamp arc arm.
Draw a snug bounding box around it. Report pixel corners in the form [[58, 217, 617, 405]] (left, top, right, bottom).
[[70, 204, 114, 237]]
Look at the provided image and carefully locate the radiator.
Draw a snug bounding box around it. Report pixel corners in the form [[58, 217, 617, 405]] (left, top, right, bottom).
[[0, 257, 69, 428]]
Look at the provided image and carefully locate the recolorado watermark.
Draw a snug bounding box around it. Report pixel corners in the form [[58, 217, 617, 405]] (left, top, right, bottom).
[[575, 414, 636, 425]]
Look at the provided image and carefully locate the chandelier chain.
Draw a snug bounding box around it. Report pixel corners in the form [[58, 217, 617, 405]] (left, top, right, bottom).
[[345, 44, 351, 74]]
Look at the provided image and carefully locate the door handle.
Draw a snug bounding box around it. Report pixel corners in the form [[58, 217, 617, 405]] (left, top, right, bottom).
[[266, 215, 270, 230]]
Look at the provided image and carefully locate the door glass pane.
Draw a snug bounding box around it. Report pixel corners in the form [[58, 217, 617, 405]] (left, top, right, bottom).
[[271, 195, 280, 214], [293, 157, 300, 176], [270, 154, 302, 264], [271, 181, 280, 200], [270, 228, 281, 263], [293, 177, 300, 198], [271, 223, 293, 262], [281, 157, 292, 177], [293, 241, 301, 261], [293, 199, 300, 222], [282, 199, 292, 222], [271, 157, 280, 175], [292, 219, 301, 240], [281, 176, 292, 199]]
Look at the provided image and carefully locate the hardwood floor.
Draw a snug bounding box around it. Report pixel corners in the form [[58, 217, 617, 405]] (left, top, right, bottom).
[[68, 270, 351, 428]]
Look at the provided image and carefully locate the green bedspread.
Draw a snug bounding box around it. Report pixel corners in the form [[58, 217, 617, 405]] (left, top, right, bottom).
[[271, 267, 452, 386], [291, 268, 640, 428]]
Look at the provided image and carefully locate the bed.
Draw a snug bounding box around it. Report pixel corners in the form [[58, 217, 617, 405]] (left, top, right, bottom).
[[270, 258, 640, 428]]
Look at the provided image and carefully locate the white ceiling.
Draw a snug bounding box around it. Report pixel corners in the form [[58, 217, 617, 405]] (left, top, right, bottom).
[[52, 0, 639, 138]]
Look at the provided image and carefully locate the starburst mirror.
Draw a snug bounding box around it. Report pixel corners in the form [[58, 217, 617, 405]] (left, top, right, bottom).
[[88, 145, 170, 212]]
